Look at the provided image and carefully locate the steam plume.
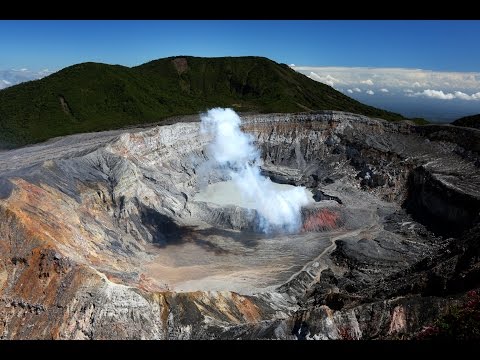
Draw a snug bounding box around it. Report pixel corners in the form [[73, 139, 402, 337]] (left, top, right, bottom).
[[200, 108, 310, 233]]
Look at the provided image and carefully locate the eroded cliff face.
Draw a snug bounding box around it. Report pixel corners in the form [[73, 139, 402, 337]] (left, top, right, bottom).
[[0, 111, 479, 339]]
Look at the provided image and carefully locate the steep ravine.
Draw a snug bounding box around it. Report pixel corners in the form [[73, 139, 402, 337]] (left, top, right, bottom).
[[0, 111, 479, 339]]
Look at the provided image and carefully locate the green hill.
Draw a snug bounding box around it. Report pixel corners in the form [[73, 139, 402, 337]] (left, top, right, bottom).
[[0, 56, 405, 149], [452, 114, 480, 129]]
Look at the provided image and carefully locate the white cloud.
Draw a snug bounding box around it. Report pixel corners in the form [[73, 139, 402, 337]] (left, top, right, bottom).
[[0, 68, 54, 90], [293, 65, 480, 121], [380, 88, 389, 92], [308, 72, 341, 87], [454, 91, 472, 100], [294, 66, 480, 98], [416, 89, 455, 100], [413, 89, 480, 101], [456, 91, 480, 100], [289, 64, 295, 67], [366, 90, 375, 95]]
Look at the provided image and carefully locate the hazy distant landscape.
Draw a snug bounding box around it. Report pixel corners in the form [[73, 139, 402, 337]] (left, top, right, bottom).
[[293, 65, 480, 122]]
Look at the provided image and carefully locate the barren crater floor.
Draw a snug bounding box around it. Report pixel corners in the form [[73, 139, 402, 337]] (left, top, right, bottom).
[[144, 230, 333, 294], [149, 181, 375, 294]]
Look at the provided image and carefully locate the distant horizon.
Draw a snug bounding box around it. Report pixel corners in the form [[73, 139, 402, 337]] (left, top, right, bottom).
[[1, 19, 479, 122]]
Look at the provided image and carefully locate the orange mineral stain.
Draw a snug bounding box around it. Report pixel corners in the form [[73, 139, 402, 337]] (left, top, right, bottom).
[[302, 209, 341, 232]]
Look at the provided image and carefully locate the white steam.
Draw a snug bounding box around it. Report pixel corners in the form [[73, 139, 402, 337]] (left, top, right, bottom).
[[200, 108, 310, 233]]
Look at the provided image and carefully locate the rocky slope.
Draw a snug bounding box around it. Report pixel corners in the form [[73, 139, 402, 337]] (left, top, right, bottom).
[[0, 111, 479, 339]]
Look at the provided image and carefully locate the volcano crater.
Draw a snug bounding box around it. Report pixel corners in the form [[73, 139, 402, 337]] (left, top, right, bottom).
[[1, 110, 479, 339]]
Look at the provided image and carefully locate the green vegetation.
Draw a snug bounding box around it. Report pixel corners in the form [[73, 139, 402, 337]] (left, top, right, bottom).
[[452, 114, 480, 129], [0, 56, 406, 149]]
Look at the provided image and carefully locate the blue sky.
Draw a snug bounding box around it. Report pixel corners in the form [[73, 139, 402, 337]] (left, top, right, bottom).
[[1, 20, 480, 71], [1, 20, 480, 121]]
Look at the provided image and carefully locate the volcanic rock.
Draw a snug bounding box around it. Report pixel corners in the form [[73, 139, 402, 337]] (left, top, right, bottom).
[[0, 110, 479, 339]]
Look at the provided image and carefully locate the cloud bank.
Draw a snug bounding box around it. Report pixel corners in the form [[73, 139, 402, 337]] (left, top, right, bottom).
[[292, 65, 480, 121], [292, 65, 480, 101], [0, 68, 54, 90], [412, 89, 480, 101]]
